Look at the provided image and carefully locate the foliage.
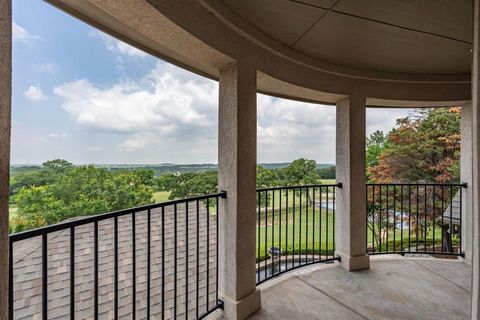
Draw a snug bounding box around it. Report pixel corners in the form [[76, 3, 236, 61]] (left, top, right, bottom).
[[168, 171, 218, 200], [155, 172, 178, 191], [368, 108, 461, 183], [317, 165, 335, 179], [12, 165, 155, 231], [281, 158, 319, 186]]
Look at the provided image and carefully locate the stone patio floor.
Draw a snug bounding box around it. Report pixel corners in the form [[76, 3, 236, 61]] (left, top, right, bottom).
[[246, 255, 471, 320]]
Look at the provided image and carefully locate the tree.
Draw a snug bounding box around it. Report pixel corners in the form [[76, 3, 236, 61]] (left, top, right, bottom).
[[42, 159, 74, 171], [281, 158, 318, 186], [368, 108, 460, 183], [281, 158, 319, 204], [168, 171, 218, 200], [13, 166, 155, 231], [155, 172, 177, 191], [317, 166, 335, 179]]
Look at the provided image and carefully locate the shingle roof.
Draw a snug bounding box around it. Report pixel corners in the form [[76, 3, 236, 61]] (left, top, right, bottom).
[[11, 204, 218, 319]]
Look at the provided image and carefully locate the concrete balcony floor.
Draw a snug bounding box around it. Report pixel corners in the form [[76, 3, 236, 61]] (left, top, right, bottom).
[[248, 256, 471, 320]]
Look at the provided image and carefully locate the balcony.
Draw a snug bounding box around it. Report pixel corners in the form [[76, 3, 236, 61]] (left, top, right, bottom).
[[8, 183, 468, 319], [1, 0, 479, 319]]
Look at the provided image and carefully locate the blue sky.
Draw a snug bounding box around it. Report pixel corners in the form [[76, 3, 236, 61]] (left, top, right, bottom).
[[11, 1, 412, 165]]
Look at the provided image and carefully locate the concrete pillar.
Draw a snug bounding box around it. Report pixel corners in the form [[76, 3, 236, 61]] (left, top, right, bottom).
[[335, 95, 370, 271], [218, 62, 261, 320], [472, 1, 480, 318], [0, 0, 11, 318], [460, 103, 473, 265]]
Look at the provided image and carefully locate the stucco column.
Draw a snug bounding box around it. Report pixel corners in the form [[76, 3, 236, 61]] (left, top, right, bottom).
[[460, 103, 473, 265], [335, 95, 370, 271], [471, 1, 480, 318], [0, 0, 11, 318], [218, 62, 261, 320]]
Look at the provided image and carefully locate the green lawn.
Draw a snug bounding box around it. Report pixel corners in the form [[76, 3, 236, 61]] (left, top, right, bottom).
[[256, 193, 335, 260], [9, 205, 17, 219], [153, 191, 171, 203]]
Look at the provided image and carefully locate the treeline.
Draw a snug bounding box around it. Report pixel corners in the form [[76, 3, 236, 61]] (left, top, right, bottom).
[[10, 158, 335, 232]]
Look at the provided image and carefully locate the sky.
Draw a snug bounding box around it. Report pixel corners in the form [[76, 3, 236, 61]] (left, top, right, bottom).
[[11, 1, 414, 165]]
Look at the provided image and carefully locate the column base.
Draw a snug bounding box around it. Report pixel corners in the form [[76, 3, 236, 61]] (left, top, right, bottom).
[[335, 252, 370, 271], [220, 288, 261, 320]]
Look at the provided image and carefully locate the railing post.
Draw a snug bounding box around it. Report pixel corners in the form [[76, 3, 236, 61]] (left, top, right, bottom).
[[218, 61, 261, 319], [0, 0, 12, 318], [335, 95, 370, 271]]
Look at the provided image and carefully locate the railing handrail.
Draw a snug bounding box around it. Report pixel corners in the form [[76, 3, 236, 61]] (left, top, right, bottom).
[[256, 183, 342, 192], [10, 191, 227, 242], [366, 182, 467, 188]]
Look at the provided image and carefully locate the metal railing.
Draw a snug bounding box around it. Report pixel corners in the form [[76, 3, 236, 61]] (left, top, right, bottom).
[[366, 183, 466, 256], [255, 184, 341, 284], [9, 192, 226, 320]]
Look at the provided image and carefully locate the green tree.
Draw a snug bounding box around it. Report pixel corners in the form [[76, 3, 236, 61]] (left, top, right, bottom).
[[13, 166, 155, 231], [168, 171, 218, 200], [155, 172, 178, 191], [281, 158, 318, 186], [42, 159, 74, 171], [366, 130, 387, 180], [317, 165, 335, 179]]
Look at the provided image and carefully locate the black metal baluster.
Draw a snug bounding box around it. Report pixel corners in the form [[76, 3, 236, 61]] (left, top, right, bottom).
[[132, 213, 136, 320], [305, 187, 309, 263], [42, 234, 48, 320], [196, 200, 200, 318], [206, 199, 210, 313], [326, 187, 329, 259], [460, 187, 463, 254], [379, 186, 382, 252], [216, 197, 219, 307], [279, 189, 282, 267], [147, 209, 151, 320], [372, 185, 375, 254], [386, 185, 389, 253], [70, 227, 75, 320], [416, 185, 419, 252], [408, 185, 412, 252], [185, 203, 189, 319], [257, 192, 260, 282], [174, 203, 178, 317], [264, 190, 268, 279], [441, 186, 445, 254], [114, 217, 118, 320], [94, 221, 98, 320], [333, 186, 336, 256], [293, 188, 296, 267], [272, 189, 275, 275], [393, 186, 396, 252], [424, 185, 427, 252], [299, 188, 302, 265], [449, 186, 453, 254], [312, 187, 316, 262], [9, 239, 13, 320], [433, 186, 436, 253], [285, 189, 289, 270], [400, 186, 404, 253], [161, 206, 165, 320], [319, 186, 322, 261]]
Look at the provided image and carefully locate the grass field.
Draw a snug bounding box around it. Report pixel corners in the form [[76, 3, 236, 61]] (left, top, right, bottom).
[[153, 191, 171, 203]]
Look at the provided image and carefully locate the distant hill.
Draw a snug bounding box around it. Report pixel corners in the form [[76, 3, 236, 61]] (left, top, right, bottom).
[[11, 162, 334, 176]]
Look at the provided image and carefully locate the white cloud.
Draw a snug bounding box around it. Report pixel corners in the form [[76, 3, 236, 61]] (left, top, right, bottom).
[[89, 30, 147, 58], [53, 60, 416, 163], [54, 62, 218, 160], [48, 132, 67, 139], [39, 63, 57, 74], [13, 22, 41, 42], [24, 86, 47, 101]]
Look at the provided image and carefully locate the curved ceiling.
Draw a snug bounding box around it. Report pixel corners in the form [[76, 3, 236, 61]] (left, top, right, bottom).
[[219, 0, 473, 75]]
